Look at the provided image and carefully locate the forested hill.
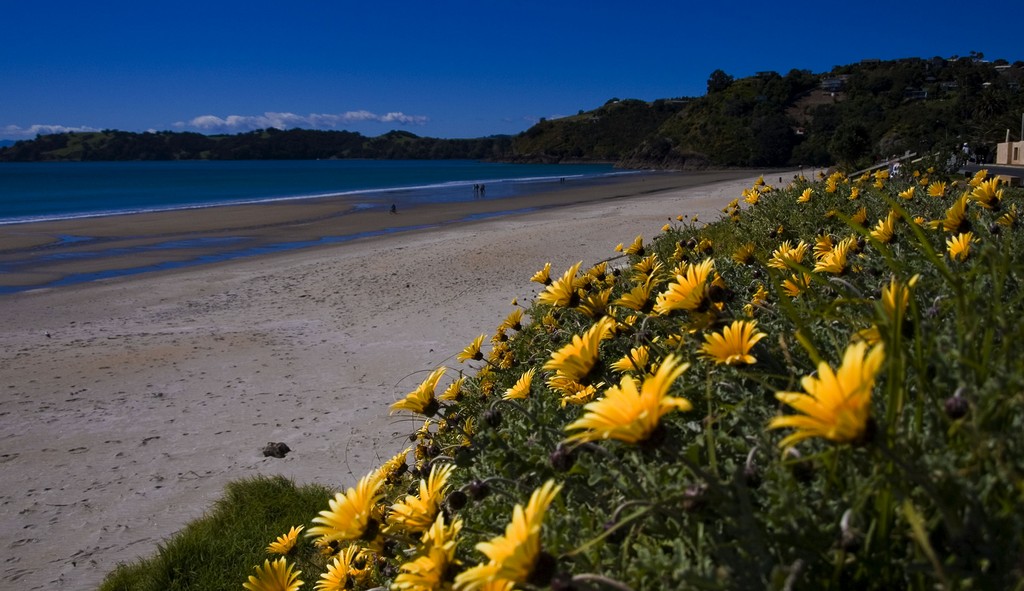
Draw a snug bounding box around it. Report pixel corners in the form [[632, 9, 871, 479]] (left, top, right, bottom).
[[513, 56, 1024, 169], [0, 129, 513, 162], [3, 55, 1023, 169]]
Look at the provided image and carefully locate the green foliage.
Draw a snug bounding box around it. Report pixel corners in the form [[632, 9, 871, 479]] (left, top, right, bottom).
[[0, 129, 514, 162], [104, 168, 1024, 590], [98, 476, 331, 591]]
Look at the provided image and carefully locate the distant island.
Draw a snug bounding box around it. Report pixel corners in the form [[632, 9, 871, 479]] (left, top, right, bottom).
[[3, 54, 1022, 171]]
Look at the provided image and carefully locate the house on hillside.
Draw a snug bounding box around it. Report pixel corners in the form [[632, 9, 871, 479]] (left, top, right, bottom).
[[996, 140, 1024, 166]]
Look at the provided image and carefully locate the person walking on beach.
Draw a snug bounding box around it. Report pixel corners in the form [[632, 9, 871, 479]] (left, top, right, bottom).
[[390, 204, 397, 214]]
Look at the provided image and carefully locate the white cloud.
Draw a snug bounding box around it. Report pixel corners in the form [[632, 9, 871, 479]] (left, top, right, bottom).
[[2, 123, 99, 138], [174, 110, 429, 132]]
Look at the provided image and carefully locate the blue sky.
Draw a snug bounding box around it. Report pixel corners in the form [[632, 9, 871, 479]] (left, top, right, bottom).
[[2, 0, 1022, 140]]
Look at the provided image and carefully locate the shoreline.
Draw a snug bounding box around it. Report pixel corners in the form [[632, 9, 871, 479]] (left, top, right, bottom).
[[0, 168, 806, 590], [0, 170, 762, 293]]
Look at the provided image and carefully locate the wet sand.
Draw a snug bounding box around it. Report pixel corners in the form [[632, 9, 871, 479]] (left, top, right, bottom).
[[0, 168, 803, 590]]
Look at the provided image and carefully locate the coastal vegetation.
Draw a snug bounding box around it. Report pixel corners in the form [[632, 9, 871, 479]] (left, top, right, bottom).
[[4, 56, 1023, 170], [101, 161, 1024, 589]]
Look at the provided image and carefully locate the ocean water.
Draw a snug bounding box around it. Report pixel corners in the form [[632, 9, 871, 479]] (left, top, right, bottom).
[[0, 160, 625, 224]]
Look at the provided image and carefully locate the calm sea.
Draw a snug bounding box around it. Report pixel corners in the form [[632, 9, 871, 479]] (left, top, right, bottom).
[[0, 160, 625, 224]]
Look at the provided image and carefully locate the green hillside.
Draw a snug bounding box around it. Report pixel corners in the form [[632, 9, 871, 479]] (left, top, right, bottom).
[[3, 55, 1023, 169]]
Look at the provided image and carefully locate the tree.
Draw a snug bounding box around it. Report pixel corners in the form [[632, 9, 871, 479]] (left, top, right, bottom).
[[829, 122, 872, 168], [707, 69, 734, 94]]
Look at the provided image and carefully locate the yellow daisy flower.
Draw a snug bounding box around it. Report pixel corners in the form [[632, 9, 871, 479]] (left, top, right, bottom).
[[732, 243, 756, 265], [769, 342, 885, 448], [970, 178, 1003, 209], [314, 545, 363, 591], [797, 188, 813, 203], [653, 258, 715, 315], [898, 186, 915, 200], [543, 316, 615, 384], [267, 525, 304, 555], [394, 515, 463, 591], [610, 345, 651, 375], [933, 193, 970, 233], [946, 231, 975, 262], [927, 181, 947, 198], [439, 376, 466, 402], [244, 558, 303, 591], [391, 368, 446, 417], [388, 463, 455, 535], [870, 210, 898, 244], [537, 262, 582, 308], [881, 274, 919, 322], [529, 263, 552, 285], [456, 334, 486, 362], [503, 368, 536, 400], [308, 470, 385, 545], [848, 186, 860, 201], [564, 355, 691, 444], [814, 237, 853, 275], [851, 206, 868, 226], [454, 481, 562, 591], [380, 448, 411, 483], [613, 280, 656, 313], [700, 320, 767, 366], [969, 169, 988, 187], [767, 240, 809, 270], [782, 273, 813, 298]]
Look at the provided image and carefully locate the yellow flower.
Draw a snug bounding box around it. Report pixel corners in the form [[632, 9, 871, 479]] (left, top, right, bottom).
[[578, 288, 612, 318], [380, 448, 411, 482], [499, 309, 524, 332], [267, 526, 304, 555], [613, 280, 656, 313], [439, 377, 466, 402], [315, 545, 362, 591], [624, 234, 645, 256], [997, 204, 1018, 228], [537, 262, 582, 307], [767, 240, 808, 270], [851, 206, 868, 226], [969, 169, 988, 187], [661, 223, 671, 232], [454, 480, 562, 591], [870, 210, 898, 244], [769, 342, 885, 448], [814, 237, 853, 275], [946, 231, 975, 262], [456, 334, 486, 362], [244, 558, 303, 591], [880, 274, 919, 322], [391, 368, 446, 417], [394, 515, 463, 591], [503, 368, 536, 400], [813, 234, 834, 260], [898, 186, 915, 200], [732, 243, 756, 265], [970, 178, 1003, 209], [782, 273, 812, 298], [933, 193, 971, 233], [927, 181, 947, 197], [797, 188, 813, 203], [848, 186, 861, 201], [543, 316, 615, 383], [610, 345, 651, 375], [388, 463, 455, 535], [530, 263, 552, 285], [700, 320, 767, 366], [308, 470, 385, 544], [564, 355, 691, 444], [653, 258, 714, 315], [631, 254, 664, 284]]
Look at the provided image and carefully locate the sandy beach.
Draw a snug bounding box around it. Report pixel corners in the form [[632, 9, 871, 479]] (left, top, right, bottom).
[[0, 168, 801, 590]]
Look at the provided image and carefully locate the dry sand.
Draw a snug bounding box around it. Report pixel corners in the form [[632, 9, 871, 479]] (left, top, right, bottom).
[[0, 168, 804, 590]]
